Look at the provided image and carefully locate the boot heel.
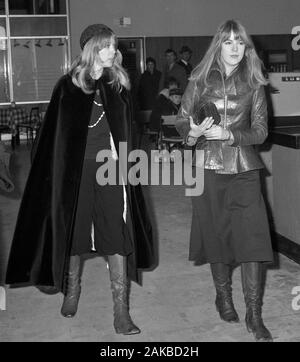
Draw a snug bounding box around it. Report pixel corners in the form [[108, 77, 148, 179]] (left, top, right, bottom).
[[114, 318, 141, 335], [215, 298, 239, 323], [61, 286, 81, 318]]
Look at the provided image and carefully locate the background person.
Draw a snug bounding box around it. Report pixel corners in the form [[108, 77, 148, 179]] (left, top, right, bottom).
[[137, 57, 161, 111], [177, 45, 193, 78], [160, 48, 188, 91], [149, 78, 180, 132]]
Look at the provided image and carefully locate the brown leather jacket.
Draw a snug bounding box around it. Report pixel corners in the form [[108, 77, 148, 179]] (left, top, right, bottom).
[[176, 67, 268, 173]]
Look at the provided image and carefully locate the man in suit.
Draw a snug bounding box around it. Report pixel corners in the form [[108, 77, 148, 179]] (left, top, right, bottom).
[[160, 49, 188, 91], [177, 45, 193, 78], [137, 57, 161, 110]]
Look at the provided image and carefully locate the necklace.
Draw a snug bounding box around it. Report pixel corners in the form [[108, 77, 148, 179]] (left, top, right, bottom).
[[88, 89, 105, 128], [88, 110, 105, 128], [93, 100, 103, 106]]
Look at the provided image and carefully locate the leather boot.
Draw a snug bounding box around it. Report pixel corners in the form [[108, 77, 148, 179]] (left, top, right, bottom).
[[210, 263, 239, 323], [108, 254, 140, 335], [61, 255, 81, 318], [241, 262, 273, 342]]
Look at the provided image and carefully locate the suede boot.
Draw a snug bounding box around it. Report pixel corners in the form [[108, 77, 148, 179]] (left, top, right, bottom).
[[108, 254, 140, 335], [61, 255, 81, 318]]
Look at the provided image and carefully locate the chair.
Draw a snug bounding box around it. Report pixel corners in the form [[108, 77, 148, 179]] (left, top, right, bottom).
[[17, 107, 41, 144], [0, 125, 11, 140], [137, 110, 159, 148], [0, 109, 18, 149], [159, 115, 183, 152]]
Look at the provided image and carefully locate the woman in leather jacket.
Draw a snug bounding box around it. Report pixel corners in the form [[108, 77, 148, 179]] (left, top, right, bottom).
[[176, 19, 273, 342]]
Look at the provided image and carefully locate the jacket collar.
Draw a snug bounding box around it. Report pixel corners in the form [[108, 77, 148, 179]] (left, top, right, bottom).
[[208, 62, 247, 97]]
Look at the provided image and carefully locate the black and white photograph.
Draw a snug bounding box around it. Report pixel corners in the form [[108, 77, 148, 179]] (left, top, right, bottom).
[[0, 0, 300, 346]]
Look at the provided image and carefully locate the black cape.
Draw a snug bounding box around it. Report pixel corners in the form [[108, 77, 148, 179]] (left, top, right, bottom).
[[6, 73, 154, 292]]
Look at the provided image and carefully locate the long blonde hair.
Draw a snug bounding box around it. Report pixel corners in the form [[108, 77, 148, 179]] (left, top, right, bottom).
[[70, 29, 130, 94], [191, 19, 267, 93]]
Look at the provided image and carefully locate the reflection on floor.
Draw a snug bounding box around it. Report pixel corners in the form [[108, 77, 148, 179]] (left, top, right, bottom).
[[0, 143, 300, 342]]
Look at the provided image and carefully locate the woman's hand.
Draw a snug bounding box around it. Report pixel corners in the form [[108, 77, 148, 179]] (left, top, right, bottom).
[[203, 125, 231, 140], [188, 116, 214, 138]]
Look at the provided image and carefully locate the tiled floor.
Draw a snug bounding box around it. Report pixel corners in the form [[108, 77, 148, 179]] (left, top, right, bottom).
[[0, 143, 300, 342]]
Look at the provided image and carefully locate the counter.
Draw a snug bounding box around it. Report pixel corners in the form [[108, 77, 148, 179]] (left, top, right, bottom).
[[266, 116, 300, 263], [270, 126, 300, 149], [269, 116, 300, 149]]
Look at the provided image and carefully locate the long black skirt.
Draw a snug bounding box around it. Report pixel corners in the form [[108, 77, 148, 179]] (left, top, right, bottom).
[[70, 159, 133, 256], [189, 169, 273, 265]]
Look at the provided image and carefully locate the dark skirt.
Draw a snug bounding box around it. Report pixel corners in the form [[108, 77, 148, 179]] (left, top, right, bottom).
[[189, 169, 273, 265], [70, 159, 133, 256]]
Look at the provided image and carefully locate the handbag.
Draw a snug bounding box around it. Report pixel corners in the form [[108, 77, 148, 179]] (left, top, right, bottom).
[[191, 101, 221, 126], [190, 101, 223, 169], [190, 101, 221, 148]]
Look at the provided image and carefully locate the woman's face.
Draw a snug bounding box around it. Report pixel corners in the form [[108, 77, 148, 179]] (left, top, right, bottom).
[[98, 38, 117, 67], [220, 31, 245, 75], [92, 38, 117, 78]]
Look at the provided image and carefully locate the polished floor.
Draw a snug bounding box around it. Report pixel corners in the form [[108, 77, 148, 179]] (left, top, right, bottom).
[[0, 142, 300, 342]]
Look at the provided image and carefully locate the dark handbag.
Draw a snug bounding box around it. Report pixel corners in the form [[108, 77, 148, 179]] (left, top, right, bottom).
[[190, 102, 223, 168], [191, 101, 221, 126]]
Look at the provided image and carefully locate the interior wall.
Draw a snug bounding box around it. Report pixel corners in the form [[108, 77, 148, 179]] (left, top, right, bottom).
[[145, 35, 300, 77], [69, 0, 300, 58]]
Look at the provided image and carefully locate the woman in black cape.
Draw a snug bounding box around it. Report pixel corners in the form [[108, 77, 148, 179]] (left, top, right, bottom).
[[6, 24, 154, 335]]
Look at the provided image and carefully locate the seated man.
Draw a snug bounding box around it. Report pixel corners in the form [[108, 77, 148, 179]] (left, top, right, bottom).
[[149, 81, 182, 132]]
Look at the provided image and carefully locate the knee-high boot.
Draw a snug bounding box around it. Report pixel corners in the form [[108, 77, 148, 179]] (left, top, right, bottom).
[[61, 255, 81, 318], [241, 262, 273, 342], [107, 254, 140, 335], [210, 263, 239, 323]]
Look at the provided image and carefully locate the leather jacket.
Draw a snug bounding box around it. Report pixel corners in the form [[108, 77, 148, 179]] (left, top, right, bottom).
[[176, 66, 268, 173]]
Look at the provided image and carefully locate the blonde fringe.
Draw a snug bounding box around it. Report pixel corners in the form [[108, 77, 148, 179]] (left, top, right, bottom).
[[190, 19, 267, 93], [70, 47, 130, 94]]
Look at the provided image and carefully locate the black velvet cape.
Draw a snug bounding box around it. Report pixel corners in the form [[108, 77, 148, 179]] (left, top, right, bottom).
[[6, 73, 154, 292]]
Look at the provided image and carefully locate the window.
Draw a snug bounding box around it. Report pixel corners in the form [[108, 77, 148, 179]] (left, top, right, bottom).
[[0, 0, 70, 105], [8, 0, 67, 15], [11, 37, 68, 102], [0, 1, 5, 14]]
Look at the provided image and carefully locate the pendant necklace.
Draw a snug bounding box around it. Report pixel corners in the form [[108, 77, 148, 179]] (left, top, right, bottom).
[[88, 89, 105, 128]]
